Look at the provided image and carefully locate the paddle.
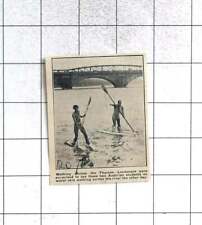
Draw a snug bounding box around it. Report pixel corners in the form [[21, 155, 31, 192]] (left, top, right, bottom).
[[101, 84, 137, 135], [81, 97, 92, 126], [75, 96, 91, 147], [75, 97, 91, 174]]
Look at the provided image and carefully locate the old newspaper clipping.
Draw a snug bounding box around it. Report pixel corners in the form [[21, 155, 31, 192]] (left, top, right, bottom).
[[46, 55, 149, 184]]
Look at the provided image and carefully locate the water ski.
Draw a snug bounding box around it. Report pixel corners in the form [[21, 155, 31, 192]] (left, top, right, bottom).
[[64, 140, 75, 147], [64, 140, 95, 152], [64, 140, 84, 152], [97, 130, 133, 136], [111, 141, 124, 147], [86, 144, 96, 152]]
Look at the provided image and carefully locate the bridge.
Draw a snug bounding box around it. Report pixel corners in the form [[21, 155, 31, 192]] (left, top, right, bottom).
[[54, 65, 143, 89]]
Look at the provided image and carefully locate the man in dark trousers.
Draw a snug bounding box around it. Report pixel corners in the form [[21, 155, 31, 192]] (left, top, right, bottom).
[[71, 105, 91, 147], [110, 100, 125, 132]]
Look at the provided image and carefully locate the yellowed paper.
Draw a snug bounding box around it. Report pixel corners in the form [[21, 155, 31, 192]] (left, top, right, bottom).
[[46, 54, 149, 185]]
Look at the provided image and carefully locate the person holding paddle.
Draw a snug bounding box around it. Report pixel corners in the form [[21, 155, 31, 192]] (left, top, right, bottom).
[[101, 84, 137, 135], [70, 104, 91, 147], [110, 100, 125, 132]]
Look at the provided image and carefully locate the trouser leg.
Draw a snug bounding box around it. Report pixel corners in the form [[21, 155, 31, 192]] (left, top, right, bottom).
[[80, 126, 90, 145], [72, 125, 79, 145], [112, 116, 116, 127], [117, 118, 121, 132], [117, 118, 121, 128]]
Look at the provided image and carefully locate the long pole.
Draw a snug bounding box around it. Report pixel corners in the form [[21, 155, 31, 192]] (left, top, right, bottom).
[[75, 97, 92, 174], [101, 85, 136, 134], [76, 96, 91, 146], [81, 97, 91, 126]]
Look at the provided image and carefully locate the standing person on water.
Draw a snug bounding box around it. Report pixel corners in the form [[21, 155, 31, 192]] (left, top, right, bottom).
[[110, 100, 125, 132], [70, 105, 91, 148]]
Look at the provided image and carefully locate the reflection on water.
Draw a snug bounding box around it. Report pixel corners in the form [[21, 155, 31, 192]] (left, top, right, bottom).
[[54, 79, 147, 169]]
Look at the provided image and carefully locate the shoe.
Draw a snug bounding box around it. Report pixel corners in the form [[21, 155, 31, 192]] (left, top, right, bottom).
[[86, 143, 94, 151]]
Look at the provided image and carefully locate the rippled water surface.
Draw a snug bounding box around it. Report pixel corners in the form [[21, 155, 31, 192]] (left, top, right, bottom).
[[54, 79, 147, 170]]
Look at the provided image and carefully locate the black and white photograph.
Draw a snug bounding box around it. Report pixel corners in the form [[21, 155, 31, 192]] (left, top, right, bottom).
[[46, 55, 149, 184]]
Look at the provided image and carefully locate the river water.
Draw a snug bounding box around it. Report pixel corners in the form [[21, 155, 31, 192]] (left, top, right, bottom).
[[54, 78, 147, 170]]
